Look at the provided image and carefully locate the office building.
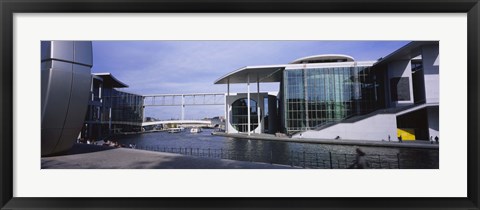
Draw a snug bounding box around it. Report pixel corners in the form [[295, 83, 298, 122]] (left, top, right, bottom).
[[215, 41, 439, 141], [81, 73, 144, 140]]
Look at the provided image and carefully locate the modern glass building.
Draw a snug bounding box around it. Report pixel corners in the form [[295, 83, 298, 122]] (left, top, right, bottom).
[[215, 41, 439, 141], [281, 62, 376, 133], [81, 73, 144, 140]]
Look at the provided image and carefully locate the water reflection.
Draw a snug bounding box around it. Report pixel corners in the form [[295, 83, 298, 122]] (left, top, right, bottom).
[[114, 129, 438, 169]]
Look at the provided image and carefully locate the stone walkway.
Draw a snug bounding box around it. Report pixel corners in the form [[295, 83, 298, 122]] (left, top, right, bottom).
[[41, 144, 295, 169]]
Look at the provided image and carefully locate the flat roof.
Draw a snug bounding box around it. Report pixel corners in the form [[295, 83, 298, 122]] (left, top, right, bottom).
[[214, 61, 374, 85], [373, 41, 439, 67], [93, 73, 129, 88], [289, 54, 355, 64], [214, 64, 286, 84], [214, 41, 437, 85]]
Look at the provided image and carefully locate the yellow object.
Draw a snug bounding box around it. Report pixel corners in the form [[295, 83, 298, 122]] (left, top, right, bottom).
[[166, 123, 178, 128], [397, 128, 416, 140]]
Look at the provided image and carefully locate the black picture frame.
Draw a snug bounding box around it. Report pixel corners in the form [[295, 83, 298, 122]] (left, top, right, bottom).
[[1, 0, 479, 209]]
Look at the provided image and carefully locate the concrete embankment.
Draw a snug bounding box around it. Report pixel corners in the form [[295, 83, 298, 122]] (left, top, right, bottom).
[[212, 132, 439, 150], [41, 143, 295, 169]]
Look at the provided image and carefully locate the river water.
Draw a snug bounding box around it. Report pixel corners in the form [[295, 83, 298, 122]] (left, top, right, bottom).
[[114, 129, 439, 169]]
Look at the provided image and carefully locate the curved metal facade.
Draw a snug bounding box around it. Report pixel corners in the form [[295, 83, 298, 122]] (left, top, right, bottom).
[[41, 41, 93, 156]]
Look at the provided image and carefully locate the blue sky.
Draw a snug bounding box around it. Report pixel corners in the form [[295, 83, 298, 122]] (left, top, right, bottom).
[[92, 41, 409, 120]]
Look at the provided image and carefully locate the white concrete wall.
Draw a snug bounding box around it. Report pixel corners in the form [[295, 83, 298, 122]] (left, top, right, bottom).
[[422, 45, 440, 104], [293, 114, 398, 141], [226, 93, 267, 134], [387, 60, 414, 107]]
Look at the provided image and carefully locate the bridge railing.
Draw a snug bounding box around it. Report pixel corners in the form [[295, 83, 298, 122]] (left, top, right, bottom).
[[143, 93, 225, 106], [142, 93, 225, 121], [132, 146, 431, 169]]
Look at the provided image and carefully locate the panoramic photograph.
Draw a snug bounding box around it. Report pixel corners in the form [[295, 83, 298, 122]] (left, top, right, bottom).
[[40, 40, 439, 169]]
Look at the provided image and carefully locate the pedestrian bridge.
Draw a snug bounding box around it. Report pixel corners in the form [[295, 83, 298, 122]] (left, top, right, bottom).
[[141, 120, 213, 127], [143, 93, 225, 121]]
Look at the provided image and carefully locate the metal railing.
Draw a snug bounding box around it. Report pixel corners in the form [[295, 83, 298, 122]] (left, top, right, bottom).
[[131, 146, 431, 169]]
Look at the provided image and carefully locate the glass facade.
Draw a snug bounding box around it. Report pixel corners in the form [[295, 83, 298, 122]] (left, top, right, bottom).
[[282, 66, 376, 133], [231, 98, 259, 132], [103, 89, 144, 123], [82, 77, 144, 139]]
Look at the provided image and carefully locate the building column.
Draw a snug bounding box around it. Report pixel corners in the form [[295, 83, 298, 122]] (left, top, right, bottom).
[[303, 68, 309, 129], [247, 74, 251, 136], [422, 45, 439, 104], [90, 77, 94, 100], [99, 83, 102, 99], [226, 78, 230, 133], [142, 96, 146, 122], [257, 74, 261, 134], [181, 95, 185, 120], [108, 107, 112, 134]]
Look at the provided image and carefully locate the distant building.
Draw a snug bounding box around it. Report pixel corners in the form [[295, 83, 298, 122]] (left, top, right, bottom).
[[203, 116, 226, 129], [215, 41, 439, 141], [81, 73, 144, 140], [145, 117, 158, 122]]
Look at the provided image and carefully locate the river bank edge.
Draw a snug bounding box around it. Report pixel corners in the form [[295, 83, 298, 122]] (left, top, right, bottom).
[[212, 132, 439, 150]]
